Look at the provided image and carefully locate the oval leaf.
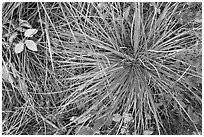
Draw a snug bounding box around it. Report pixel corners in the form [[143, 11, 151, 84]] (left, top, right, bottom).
[[15, 41, 24, 53], [25, 40, 38, 51], [20, 22, 32, 28], [20, 20, 32, 29], [24, 29, 38, 37]]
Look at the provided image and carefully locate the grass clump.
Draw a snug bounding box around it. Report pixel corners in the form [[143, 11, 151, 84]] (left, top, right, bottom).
[[2, 2, 202, 135]]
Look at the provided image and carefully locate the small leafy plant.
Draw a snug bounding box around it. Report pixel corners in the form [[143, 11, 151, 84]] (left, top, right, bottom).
[[15, 28, 38, 53]]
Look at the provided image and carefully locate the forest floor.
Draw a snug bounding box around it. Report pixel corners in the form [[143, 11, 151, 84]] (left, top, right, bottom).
[[2, 2, 202, 135]]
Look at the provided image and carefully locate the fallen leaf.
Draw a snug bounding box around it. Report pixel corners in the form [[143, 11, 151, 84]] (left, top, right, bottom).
[[105, 116, 112, 126], [196, 66, 202, 74], [2, 64, 14, 84], [123, 112, 133, 122], [174, 60, 180, 67], [120, 127, 126, 134], [189, 58, 199, 66], [175, 95, 186, 108], [9, 32, 18, 45], [192, 131, 202, 135], [164, 93, 173, 101], [19, 79, 27, 93], [137, 91, 143, 98], [77, 115, 91, 124], [16, 26, 26, 32], [178, 100, 186, 108], [15, 41, 24, 53], [76, 126, 94, 135], [25, 40, 38, 51], [143, 130, 154, 135], [145, 114, 151, 120], [194, 11, 202, 23], [97, 2, 104, 9], [76, 99, 86, 109], [154, 102, 163, 109], [123, 7, 130, 21], [70, 116, 77, 121], [194, 18, 202, 23], [188, 107, 200, 124], [112, 114, 122, 122], [116, 15, 122, 22], [92, 117, 105, 131], [10, 63, 18, 78], [188, 76, 198, 88], [156, 8, 161, 14], [173, 100, 178, 110], [186, 2, 193, 6], [2, 64, 9, 81]]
